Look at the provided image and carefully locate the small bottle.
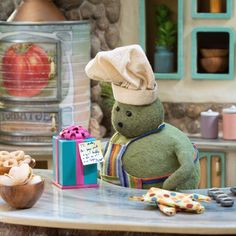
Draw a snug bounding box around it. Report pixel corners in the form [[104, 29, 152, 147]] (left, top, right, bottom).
[[200, 109, 219, 139]]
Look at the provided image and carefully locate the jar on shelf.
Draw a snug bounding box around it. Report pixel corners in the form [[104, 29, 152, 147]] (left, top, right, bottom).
[[200, 109, 219, 139], [209, 0, 223, 13], [222, 105, 236, 140]]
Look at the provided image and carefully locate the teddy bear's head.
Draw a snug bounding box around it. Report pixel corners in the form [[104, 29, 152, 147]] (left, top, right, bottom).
[[112, 98, 164, 138]]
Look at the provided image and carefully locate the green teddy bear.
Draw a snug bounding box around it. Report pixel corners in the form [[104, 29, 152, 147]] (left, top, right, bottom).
[[85, 44, 200, 190], [101, 98, 200, 190]]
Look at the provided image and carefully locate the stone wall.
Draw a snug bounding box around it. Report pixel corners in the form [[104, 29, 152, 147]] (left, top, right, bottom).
[[163, 102, 228, 137], [0, 0, 20, 20], [54, 0, 120, 58]]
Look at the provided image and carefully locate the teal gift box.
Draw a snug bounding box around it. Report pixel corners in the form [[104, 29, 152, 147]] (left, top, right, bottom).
[[52, 126, 100, 189]]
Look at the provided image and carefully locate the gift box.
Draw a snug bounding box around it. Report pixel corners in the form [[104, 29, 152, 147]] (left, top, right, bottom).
[[52, 125, 103, 189]]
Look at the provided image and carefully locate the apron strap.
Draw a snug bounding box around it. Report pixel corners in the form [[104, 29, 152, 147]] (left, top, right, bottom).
[[127, 123, 165, 147]]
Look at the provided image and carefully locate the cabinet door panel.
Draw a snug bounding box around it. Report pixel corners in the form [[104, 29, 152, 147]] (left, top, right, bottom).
[[211, 156, 221, 188], [199, 156, 207, 188]]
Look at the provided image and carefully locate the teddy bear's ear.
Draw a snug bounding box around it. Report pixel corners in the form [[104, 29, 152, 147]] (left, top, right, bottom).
[[85, 45, 158, 106]]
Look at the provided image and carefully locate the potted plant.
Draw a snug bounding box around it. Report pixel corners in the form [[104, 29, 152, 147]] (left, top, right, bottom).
[[154, 4, 177, 73]]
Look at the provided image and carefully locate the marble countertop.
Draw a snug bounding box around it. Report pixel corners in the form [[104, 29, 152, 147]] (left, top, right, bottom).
[[0, 170, 236, 234]]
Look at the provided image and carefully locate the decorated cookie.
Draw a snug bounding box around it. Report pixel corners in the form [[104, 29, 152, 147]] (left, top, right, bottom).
[[0, 163, 41, 186], [0, 150, 35, 175]]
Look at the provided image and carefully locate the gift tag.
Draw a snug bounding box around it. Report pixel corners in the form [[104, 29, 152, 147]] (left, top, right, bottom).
[[79, 140, 104, 165]]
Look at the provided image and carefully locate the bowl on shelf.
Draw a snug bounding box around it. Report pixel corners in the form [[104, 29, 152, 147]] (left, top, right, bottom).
[[200, 48, 228, 58], [200, 56, 228, 73], [0, 179, 44, 209]]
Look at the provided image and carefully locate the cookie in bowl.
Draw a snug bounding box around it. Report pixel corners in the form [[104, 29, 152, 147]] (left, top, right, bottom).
[[0, 150, 35, 175]]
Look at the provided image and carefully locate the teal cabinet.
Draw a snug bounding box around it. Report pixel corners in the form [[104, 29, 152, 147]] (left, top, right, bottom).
[[191, 0, 232, 19], [199, 151, 225, 188], [139, 0, 183, 80], [191, 27, 234, 80]]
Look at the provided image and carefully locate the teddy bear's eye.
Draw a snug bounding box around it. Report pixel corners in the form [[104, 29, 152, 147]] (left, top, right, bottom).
[[126, 111, 132, 117], [116, 106, 120, 112]]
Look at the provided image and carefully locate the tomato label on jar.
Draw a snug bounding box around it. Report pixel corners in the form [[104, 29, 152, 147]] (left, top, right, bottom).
[[0, 42, 56, 97]]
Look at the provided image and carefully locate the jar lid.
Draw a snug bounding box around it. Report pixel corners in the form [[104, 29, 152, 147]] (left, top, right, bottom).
[[201, 109, 219, 116], [223, 105, 236, 113]]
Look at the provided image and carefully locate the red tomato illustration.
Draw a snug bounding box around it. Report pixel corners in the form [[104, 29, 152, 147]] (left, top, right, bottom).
[[2, 43, 52, 97]]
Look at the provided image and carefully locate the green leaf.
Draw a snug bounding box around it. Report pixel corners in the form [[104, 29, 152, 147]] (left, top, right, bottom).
[[155, 4, 177, 48]]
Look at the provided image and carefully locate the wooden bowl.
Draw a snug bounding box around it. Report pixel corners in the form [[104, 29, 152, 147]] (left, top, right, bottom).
[[0, 158, 36, 175], [200, 56, 228, 73], [200, 48, 228, 58], [0, 180, 44, 209]]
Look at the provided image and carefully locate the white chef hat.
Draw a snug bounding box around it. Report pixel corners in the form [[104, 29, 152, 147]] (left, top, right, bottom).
[[85, 44, 158, 105]]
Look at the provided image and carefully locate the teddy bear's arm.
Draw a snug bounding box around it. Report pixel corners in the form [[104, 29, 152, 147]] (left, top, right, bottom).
[[162, 143, 196, 190]]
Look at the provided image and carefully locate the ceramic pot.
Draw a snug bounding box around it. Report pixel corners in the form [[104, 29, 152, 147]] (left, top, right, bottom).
[[7, 0, 66, 22], [222, 105, 236, 140], [200, 48, 228, 58], [209, 0, 223, 13], [200, 109, 219, 139], [154, 46, 174, 73], [200, 56, 228, 73]]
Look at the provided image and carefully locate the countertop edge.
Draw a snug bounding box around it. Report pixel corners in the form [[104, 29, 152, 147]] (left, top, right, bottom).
[[1, 214, 236, 234]]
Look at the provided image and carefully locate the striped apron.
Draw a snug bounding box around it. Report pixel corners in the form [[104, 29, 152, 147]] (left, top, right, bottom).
[[101, 123, 199, 189]]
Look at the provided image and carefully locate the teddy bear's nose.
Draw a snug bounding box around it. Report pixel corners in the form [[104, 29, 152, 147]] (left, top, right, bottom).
[[118, 122, 123, 128]]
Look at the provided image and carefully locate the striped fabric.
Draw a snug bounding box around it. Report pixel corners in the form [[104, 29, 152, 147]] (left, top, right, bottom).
[[193, 143, 199, 163], [101, 123, 199, 189], [102, 143, 125, 177], [124, 172, 172, 189]]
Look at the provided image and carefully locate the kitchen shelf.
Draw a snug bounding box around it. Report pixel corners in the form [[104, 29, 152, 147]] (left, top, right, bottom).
[[191, 0, 232, 19], [191, 27, 234, 80]]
